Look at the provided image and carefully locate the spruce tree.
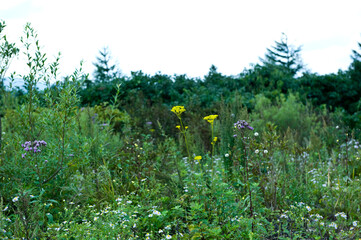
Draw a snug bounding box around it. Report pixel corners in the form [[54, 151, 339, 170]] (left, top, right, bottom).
[[93, 47, 119, 83], [260, 33, 303, 76]]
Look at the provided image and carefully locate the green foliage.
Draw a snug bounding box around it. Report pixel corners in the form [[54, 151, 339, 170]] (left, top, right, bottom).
[[0, 20, 19, 151], [2, 21, 361, 239], [251, 93, 317, 146]]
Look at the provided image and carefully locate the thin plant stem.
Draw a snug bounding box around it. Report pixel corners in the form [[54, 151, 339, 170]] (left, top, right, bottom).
[[241, 130, 254, 231], [179, 117, 191, 168], [211, 123, 215, 179]]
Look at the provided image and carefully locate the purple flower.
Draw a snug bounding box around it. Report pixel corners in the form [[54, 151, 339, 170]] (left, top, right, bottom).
[[21, 140, 47, 156], [146, 121, 153, 125], [234, 120, 254, 131], [233, 134, 237, 137]]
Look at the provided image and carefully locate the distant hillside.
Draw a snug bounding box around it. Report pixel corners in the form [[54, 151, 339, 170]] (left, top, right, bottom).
[[1, 77, 47, 91]]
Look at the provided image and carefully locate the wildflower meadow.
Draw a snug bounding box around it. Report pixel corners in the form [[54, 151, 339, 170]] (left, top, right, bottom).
[[1, 22, 361, 239]]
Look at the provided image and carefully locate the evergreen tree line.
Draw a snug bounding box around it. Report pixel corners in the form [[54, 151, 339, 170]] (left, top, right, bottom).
[[78, 35, 361, 129]]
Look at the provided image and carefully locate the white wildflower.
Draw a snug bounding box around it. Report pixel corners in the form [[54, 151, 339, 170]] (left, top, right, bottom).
[[329, 222, 337, 229], [153, 210, 161, 216]]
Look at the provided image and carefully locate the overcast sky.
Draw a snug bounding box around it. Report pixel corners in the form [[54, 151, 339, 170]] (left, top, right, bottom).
[[1, 0, 361, 80]]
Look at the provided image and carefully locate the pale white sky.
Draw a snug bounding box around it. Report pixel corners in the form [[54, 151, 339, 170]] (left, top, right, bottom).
[[1, 0, 361, 80]]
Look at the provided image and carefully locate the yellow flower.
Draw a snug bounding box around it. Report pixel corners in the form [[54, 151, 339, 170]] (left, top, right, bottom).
[[213, 137, 218, 142], [171, 106, 186, 118], [194, 156, 202, 161], [176, 125, 181, 130], [204, 115, 218, 124]]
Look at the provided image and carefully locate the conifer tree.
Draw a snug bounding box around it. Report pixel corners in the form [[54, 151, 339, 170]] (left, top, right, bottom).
[[260, 33, 303, 76], [93, 47, 119, 83]]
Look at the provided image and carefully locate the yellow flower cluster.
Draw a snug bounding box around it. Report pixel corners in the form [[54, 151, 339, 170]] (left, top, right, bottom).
[[194, 156, 202, 162], [176, 125, 188, 131], [204, 115, 218, 124], [171, 106, 186, 118]]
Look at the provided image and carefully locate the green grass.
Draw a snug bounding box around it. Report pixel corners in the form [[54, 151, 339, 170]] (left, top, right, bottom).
[[1, 101, 361, 239]]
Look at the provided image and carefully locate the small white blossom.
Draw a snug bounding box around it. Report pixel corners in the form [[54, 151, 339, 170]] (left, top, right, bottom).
[[166, 235, 172, 239], [306, 206, 311, 212], [335, 212, 347, 219], [353, 221, 358, 227], [12, 196, 19, 202], [225, 153, 229, 157], [264, 150, 268, 154], [255, 149, 259, 154], [153, 210, 161, 216], [127, 200, 132, 204], [254, 132, 259, 136], [329, 222, 337, 229]]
